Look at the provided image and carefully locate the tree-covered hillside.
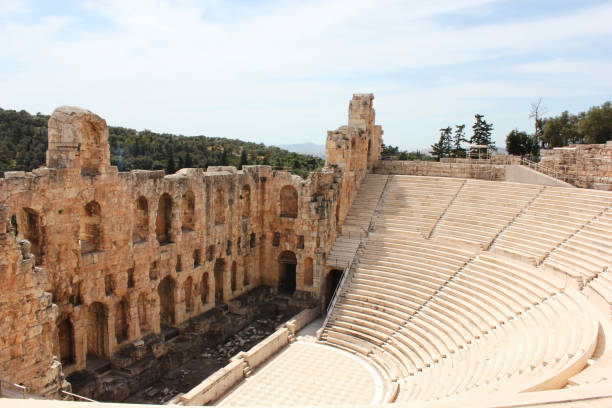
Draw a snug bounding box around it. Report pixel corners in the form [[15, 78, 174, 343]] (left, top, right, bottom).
[[0, 108, 324, 178]]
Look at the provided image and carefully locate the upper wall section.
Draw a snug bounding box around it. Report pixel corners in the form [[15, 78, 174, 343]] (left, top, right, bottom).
[[540, 142, 612, 189], [326, 93, 382, 173], [46, 106, 111, 176]]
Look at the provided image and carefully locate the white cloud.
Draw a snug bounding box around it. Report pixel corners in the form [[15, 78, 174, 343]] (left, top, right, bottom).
[[1, 0, 611, 149]]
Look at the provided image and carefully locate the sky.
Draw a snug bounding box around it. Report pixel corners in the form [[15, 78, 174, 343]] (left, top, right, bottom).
[[1, 0, 612, 151]]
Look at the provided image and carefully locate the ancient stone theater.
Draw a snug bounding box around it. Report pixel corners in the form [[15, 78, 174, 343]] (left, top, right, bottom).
[[1, 94, 612, 407]]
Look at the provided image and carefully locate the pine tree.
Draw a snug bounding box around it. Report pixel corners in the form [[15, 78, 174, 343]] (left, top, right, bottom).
[[452, 124, 467, 158], [470, 114, 494, 157]]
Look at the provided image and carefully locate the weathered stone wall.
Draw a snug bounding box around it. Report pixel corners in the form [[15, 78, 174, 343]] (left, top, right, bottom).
[[540, 142, 612, 189], [0, 206, 65, 397], [374, 159, 506, 180], [0, 94, 380, 395]]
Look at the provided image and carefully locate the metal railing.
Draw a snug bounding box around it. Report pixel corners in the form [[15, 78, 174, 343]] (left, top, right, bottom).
[[61, 390, 97, 402], [321, 237, 367, 330], [521, 157, 584, 186], [0, 379, 26, 399]]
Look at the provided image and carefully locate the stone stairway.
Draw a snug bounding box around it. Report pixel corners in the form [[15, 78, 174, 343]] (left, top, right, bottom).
[[326, 174, 390, 269]]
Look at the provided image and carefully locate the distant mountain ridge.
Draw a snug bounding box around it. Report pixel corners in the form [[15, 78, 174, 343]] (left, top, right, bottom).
[[275, 142, 326, 158]]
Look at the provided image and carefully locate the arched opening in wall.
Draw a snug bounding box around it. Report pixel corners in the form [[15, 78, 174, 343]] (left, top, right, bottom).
[[182, 191, 195, 232], [303, 257, 313, 287], [200, 272, 209, 305], [367, 139, 372, 159], [214, 259, 225, 304], [158, 276, 176, 326], [80, 201, 101, 255], [231, 261, 237, 292], [279, 185, 298, 218], [10, 214, 18, 236], [278, 251, 297, 295], [335, 198, 341, 228], [326, 269, 343, 309], [58, 318, 74, 366], [22, 208, 43, 265], [138, 293, 149, 333], [133, 196, 148, 243], [86, 302, 107, 359], [156, 193, 173, 244], [115, 298, 129, 344], [243, 257, 249, 287], [80, 118, 105, 176], [241, 185, 251, 218], [214, 188, 226, 225], [184, 277, 193, 312]]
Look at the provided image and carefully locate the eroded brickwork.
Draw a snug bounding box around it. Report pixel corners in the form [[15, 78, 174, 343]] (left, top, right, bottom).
[[0, 206, 65, 397], [0, 94, 381, 396]]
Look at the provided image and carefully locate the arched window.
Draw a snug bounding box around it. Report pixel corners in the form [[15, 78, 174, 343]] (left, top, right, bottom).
[[280, 185, 298, 218], [184, 277, 193, 312], [156, 193, 173, 244], [133, 196, 148, 243], [214, 259, 225, 303], [80, 201, 101, 254], [58, 318, 74, 365], [115, 298, 129, 344], [138, 293, 148, 333], [182, 191, 195, 231], [22, 208, 43, 265], [86, 302, 107, 358], [214, 188, 226, 224], [243, 257, 250, 287], [200, 272, 209, 305], [158, 276, 176, 325], [231, 261, 237, 292], [241, 185, 251, 218], [278, 251, 297, 294], [303, 257, 313, 287]]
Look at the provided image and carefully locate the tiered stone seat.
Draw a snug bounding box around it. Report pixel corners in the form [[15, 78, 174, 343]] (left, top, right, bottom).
[[493, 188, 612, 264], [326, 174, 389, 268], [583, 269, 612, 319], [431, 180, 541, 248], [542, 209, 612, 283], [397, 289, 598, 402], [321, 175, 609, 403], [375, 175, 465, 237]]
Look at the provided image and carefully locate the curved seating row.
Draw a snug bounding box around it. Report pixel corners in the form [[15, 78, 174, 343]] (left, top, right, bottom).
[[321, 238, 598, 402], [431, 180, 541, 248], [375, 176, 465, 237], [493, 188, 612, 264], [542, 209, 612, 283]]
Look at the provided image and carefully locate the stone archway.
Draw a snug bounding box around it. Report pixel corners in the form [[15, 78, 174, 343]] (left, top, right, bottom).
[[158, 276, 176, 325], [214, 258, 226, 304], [326, 269, 343, 309], [58, 318, 74, 365], [86, 302, 107, 359], [278, 251, 297, 295]]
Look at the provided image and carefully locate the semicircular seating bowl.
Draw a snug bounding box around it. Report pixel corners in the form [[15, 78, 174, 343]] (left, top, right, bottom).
[[319, 175, 612, 403]]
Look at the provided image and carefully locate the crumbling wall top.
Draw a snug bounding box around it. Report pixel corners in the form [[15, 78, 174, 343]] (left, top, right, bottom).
[[46, 106, 110, 176]]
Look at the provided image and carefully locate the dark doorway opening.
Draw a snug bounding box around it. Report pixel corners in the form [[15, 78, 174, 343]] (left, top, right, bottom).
[[158, 276, 176, 325], [278, 251, 297, 295], [214, 258, 226, 304], [326, 269, 343, 309], [58, 318, 74, 366]]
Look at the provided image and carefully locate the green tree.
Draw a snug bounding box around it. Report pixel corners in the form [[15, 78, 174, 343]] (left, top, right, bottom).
[[431, 127, 452, 161], [578, 101, 612, 144], [470, 114, 494, 157], [541, 111, 581, 147], [452, 124, 467, 158]]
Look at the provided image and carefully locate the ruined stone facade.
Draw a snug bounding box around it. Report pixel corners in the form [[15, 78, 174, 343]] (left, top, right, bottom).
[[540, 142, 612, 189], [0, 94, 380, 397], [0, 206, 65, 396]]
